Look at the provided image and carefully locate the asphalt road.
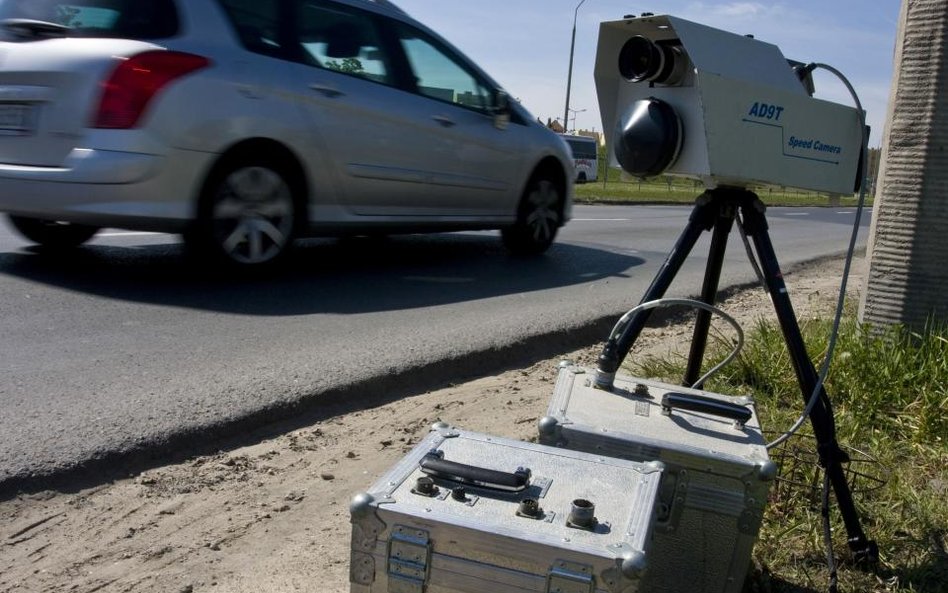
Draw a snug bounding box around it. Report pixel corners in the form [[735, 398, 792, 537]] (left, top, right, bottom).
[[0, 204, 870, 495]]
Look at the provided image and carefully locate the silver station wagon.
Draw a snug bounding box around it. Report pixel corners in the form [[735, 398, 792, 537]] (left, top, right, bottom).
[[0, 0, 573, 266]]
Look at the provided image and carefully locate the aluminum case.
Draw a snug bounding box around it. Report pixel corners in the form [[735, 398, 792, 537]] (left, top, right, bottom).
[[349, 424, 664, 593], [538, 365, 777, 593]]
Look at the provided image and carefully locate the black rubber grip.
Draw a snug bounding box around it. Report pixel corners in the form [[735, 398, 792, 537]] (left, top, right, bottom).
[[419, 453, 530, 492], [662, 392, 752, 424]]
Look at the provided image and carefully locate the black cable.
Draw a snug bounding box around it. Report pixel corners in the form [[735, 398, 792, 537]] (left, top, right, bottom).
[[758, 60, 869, 593], [765, 61, 869, 452]]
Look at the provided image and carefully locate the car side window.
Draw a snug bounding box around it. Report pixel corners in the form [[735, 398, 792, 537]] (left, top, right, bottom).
[[216, 0, 283, 58], [395, 25, 494, 114], [295, 1, 392, 86]]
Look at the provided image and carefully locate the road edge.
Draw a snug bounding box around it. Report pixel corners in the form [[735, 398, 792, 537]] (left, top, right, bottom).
[[0, 253, 854, 501]]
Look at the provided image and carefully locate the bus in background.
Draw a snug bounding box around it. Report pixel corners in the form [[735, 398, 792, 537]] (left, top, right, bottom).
[[559, 133, 599, 183]]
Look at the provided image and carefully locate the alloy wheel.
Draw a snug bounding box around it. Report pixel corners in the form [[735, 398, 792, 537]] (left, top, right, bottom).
[[210, 166, 295, 265], [523, 179, 561, 246]]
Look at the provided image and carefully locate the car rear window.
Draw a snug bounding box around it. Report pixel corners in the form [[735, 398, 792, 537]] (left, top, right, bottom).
[[0, 0, 179, 40]]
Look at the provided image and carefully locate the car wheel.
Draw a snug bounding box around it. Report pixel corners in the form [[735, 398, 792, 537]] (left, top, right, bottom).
[[7, 215, 99, 249], [501, 175, 562, 255], [577, 172, 587, 184], [192, 158, 299, 267]]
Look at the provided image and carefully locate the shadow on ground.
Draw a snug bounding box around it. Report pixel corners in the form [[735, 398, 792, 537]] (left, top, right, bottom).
[[0, 233, 643, 316]]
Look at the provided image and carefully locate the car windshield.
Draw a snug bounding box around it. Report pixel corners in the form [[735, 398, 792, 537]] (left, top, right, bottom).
[[0, 0, 179, 39]]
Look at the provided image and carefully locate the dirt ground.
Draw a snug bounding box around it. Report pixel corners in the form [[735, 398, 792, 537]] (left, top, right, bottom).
[[0, 256, 865, 593]]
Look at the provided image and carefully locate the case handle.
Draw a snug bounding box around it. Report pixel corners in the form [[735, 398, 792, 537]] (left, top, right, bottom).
[[420, 451, 530, 492], [662, 392, 752, 427]]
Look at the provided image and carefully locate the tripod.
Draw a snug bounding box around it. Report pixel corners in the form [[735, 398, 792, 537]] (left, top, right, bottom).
[[595, 187, 878, 563]]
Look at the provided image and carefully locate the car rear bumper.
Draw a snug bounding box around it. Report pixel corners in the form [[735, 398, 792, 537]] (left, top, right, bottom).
[[0, 148, 161, 184], [0, 147, 215, 231]]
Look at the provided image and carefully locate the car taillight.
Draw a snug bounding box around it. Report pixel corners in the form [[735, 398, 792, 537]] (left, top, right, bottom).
[[93, 51, 210, 129]]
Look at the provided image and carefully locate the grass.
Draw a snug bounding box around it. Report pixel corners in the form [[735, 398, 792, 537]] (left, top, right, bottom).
[[573, 168, 871, 207], [628, 313, 948, 592]]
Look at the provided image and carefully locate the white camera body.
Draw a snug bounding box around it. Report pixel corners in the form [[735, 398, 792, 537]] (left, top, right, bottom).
[[595, 14, 863, 194]]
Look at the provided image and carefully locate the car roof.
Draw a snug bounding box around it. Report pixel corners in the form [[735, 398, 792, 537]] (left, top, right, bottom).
[[334, 0, 408, 18], [365, 0, 407, 14]]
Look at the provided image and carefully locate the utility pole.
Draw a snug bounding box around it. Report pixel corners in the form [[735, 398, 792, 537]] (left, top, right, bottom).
[[563, 0, 588, 134], [860, 0, 948, 329]]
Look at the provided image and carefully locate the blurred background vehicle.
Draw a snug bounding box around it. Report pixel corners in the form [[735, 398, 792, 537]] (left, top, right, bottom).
[[559, 133, 598, 184]]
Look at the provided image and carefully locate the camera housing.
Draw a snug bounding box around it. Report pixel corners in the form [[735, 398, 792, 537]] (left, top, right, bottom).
[[595, 15, 863, 194]]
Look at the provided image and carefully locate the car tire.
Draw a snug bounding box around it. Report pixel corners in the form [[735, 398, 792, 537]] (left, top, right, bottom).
[[501, 174, 562, 255], [577, 172, 587, 184], [7, 215, 99, 249], [190, 156, 300, 268]]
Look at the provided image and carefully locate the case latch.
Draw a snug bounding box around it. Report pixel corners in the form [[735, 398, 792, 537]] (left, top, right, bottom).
[[546, 560, 594, 593], [387, 526, 430, 593]]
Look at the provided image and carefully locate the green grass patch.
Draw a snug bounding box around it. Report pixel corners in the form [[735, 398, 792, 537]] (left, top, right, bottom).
[[574, 169, 870, 207], [630, 317, 948, 592]]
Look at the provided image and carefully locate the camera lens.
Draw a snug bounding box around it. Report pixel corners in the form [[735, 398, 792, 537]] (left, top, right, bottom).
[[618, 36, 687, 85], [618, 36, 661, 82], [614, 97, 683, 177]]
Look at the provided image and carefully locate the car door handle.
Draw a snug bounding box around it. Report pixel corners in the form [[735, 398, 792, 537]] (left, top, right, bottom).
[[432, 115, 456, 128], [309, 83, 344, 98]]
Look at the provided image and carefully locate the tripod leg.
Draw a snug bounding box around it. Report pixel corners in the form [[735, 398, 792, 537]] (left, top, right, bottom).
[[684, 201, 735, 387], [740, 198, 878, 563], [596, 193, 718, 389]]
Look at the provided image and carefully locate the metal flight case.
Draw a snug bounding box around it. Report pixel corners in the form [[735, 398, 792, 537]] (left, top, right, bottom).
[[349, 424, 665, 593], [539, 365, 777, 593]]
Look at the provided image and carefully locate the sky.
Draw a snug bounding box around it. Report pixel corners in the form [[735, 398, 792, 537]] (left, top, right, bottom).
[[392, 0, 903, 147]]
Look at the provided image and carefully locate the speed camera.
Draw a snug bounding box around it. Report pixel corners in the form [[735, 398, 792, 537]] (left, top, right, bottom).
[[594, 14, 863, 194]]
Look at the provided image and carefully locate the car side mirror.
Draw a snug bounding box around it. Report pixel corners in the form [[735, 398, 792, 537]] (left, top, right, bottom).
[[493, 90, 510, 130]]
